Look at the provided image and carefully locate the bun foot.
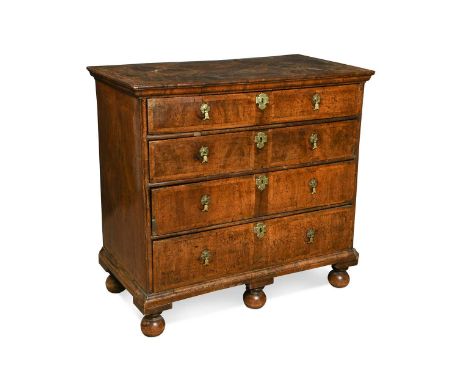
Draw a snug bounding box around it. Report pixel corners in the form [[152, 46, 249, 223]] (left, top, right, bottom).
[[328, 265, 350, 288], [141, 313, 165, 337], [243, 287, 266, 309], [105, 274, 125, 293]]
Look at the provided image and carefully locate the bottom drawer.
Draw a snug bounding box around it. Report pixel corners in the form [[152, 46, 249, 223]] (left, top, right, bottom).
[[153, 206, 354, 290]]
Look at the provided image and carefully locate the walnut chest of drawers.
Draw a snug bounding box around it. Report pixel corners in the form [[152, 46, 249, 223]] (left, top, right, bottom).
[[87, 54, 374, 337]]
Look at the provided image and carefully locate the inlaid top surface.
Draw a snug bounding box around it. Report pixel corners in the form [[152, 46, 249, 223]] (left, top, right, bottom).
[[87, 54, 374, 93]]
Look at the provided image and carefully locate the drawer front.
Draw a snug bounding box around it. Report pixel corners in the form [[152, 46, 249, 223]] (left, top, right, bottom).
[[149, 120, 358, 183], [152, 175, 256, 235], [151, 161, 355, 235], [147, 84, 362, 133], [154, 224, 254, 290], [263, 206, 354, 266], [268, 120, 358, 168], [153, 206, 353, 290], [259, 161, 356, 216], [149, 130, 256, 183]]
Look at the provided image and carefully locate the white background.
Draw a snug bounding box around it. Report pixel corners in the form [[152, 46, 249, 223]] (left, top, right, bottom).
[[1, 0, 467, 381]]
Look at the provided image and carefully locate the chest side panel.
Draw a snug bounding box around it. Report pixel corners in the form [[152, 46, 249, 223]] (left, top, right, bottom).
[[96, 82, 148, 290]]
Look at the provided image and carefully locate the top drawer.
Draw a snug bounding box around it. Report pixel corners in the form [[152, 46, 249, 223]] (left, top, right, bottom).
[[147, 84, 363, 134]]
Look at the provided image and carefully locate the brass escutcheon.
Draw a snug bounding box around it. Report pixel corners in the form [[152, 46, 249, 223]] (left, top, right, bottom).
[[312, 93, 321, 110], [254, 222, 267, 239], [201, 194, 210, 212], [256, 93, 269, 110], [255, 131, 268, 149], [200, 249, 212, 266], [256, 174, 269, 191], [310, 133, 318, 150], [199, 146, 209, 163], [306, 228, 316, 244], [200, 103, 210, 120], [309, 178, 318, 194]]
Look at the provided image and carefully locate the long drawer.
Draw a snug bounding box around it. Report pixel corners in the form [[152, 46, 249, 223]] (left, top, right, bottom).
[[147, 84, 362, 134], [153, 206, 354, 290], [151, 161, 356, 236], [149, 120, 358, 183]]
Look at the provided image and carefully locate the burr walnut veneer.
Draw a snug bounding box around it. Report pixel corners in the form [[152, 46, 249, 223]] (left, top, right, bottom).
[[88, 55, 373, 337]]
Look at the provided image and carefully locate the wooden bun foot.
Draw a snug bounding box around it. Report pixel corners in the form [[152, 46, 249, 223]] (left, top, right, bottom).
[[243, 287, 266, 309], [328, 265, 350, 288], [105, 274, 125, 293], [141, 313, 165, 337]]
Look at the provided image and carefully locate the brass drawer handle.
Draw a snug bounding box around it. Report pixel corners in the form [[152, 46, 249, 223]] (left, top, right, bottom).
[[254, 222, 267, 239], [312, 93, 321, 110], [200, 103, 210, 120], [256, 93, 269, 110], [256, 174, 269, 191], [306, 228, 315, 244], [310, 133, 318, 150], [255, 132, 268, 149], [200, 249, 212, 266], [201, 194, 210, 212], [309, 178, 318, 194], [199, 146, 209, 163]]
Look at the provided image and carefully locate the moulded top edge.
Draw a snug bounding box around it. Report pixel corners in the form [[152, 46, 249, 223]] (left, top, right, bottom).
[[87, 54, 375, 95]]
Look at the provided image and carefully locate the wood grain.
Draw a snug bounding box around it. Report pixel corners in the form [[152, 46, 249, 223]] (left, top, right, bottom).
[[259, 161, 356, 216], [266, 206, 354, 266], [153, 206, 354, 291], [268, 120, 358, 167], [147, 84, 362, 133], [95, 82, 148, 290], [89, 54, 374, 335], [149, 130, 255, 182], [151, 161, 356, 235], [149, 120, 358, 183], [154, 224, 254, 290], [88, 54, 374, 96], [152, 175, 256, 235]]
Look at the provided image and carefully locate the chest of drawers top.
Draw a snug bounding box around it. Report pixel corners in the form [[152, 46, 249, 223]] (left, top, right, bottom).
[[87, 54, 374, 96]]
